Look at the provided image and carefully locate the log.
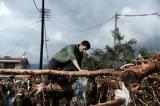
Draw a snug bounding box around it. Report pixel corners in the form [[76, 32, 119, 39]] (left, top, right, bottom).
[[123, 61, 160, 81], [0, 61, 159, 79], [0, 69, 121, 77]]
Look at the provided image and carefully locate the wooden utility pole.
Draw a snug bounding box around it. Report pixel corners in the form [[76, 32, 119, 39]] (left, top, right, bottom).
[[115, 12, 118, 30], [113, 12, 119, 46], [39, 0, 45, 69]]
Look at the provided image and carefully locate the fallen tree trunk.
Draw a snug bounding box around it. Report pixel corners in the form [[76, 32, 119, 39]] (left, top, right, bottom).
[[0, 61, 160, 78], [122, 61, 160, 82], [0, 69, 121, 77]]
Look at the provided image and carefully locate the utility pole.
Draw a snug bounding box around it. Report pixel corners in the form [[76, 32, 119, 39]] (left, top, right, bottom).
[[39, 0, 45, 69], [115, 12, 118, 30], [113, 12, 119, 46], [113, 12, 158, 46]]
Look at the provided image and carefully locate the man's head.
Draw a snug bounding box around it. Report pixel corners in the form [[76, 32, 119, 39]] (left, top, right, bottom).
[[79, 40, 91, 53]]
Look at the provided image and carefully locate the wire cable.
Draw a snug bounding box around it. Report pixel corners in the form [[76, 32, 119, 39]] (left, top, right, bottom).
[[44, 24, 49, 62], [119, 12, 158, 17], [32, 0, 41, 12], [79, 15, 115, 30], [5, 29, 34, 56], [92, 15, 115, 28], [49, 15, 115, 32]]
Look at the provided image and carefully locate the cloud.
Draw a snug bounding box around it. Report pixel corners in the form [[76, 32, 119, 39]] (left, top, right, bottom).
[[49, 31, 65, 42], [0, 1, 11, 16], [121, 7, 137, 14], [0, 0, 160, 64]]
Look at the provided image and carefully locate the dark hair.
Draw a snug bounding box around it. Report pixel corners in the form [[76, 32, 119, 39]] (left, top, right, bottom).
[[81, 40, 91, 49]]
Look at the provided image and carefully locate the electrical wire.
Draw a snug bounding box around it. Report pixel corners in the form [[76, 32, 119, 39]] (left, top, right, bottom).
[[32, 0, 41, 12], [49, 15, 115, 32], [5, 29, 34, 56], [82, 15, 115, 29], [47, 15, 115, 41], [91, 15, 115, 28], [119, 12, 158, 17], [44, 25, 49, 62]]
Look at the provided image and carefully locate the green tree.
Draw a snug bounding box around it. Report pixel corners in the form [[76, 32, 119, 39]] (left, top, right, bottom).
[[138, 48, 150, 59], [112, 28, 124, 45], [82, 28, 137, 70], [82, 52, 100, 70]]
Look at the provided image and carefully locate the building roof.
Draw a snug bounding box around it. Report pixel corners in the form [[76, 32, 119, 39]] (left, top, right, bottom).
[[0, 57, 26, 61], [0, 56, 30, 66]]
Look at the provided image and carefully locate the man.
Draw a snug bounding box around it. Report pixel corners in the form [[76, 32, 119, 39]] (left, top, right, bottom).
[[48, 40, 91, 71], [47, 40, 90, 105]]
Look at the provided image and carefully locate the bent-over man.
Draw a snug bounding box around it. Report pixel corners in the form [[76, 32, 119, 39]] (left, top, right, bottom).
[[48, 40, 91, 71]]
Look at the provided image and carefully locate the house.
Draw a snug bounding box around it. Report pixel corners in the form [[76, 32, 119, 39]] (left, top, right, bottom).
[[0, 56, 30, 69]]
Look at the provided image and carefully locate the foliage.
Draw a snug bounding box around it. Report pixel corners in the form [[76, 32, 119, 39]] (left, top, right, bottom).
[[138, 48, 150, 59], [82, 28, 137, 69]]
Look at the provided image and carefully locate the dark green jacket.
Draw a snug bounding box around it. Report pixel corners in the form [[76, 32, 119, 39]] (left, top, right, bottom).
[[53, 44, 83, 64]]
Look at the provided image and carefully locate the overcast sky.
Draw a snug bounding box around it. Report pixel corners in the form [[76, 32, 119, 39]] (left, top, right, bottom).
[[0, 0, 160, 64]]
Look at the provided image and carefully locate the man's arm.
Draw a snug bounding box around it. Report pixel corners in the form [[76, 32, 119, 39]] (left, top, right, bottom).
[[72, 59, 82, 71]]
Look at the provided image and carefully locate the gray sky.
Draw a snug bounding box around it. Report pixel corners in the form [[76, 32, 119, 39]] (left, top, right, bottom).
[[0, 0, 160, 64]]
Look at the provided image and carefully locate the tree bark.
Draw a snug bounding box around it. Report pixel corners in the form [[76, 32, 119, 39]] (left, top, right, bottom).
[[0, 69, 121, 77], [0, 61, 159, 79], [123, 61, 160, 81]]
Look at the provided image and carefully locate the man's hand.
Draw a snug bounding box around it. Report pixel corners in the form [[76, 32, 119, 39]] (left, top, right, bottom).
[[72, 59, 83, 71]]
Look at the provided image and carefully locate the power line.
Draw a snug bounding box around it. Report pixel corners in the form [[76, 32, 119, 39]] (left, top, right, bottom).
[[49, 15, 115, 32], [47, 15, 115, 42], [81, 16, 115, 30], [113, 12, 159, 28], [44, 25, 49, 62], [32, 0, 50, 68], [5, 29, 34, 56], [112, 12, 159, 46], [32, 0, 40, 12], [96, 15, 115, 27], [119, 12, 158, 17]]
